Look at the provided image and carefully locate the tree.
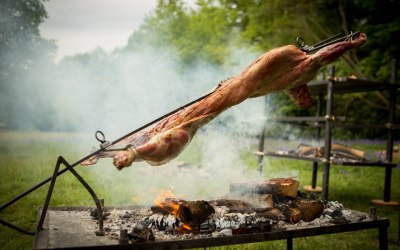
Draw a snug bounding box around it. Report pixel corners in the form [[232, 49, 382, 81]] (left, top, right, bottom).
[[0, 0, 56, 130], [122, 0, 399, 138]]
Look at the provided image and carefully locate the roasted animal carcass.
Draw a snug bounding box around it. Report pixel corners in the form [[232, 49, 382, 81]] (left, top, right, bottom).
[[82, 33, 367, 170]]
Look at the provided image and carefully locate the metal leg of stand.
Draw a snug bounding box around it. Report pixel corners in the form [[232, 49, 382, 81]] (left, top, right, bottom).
[[379, 225, 388, 250], [383, 166, 392, 202], [0, 218, 35, 235], [37, 156, 63, 231], [311, 162, 318, 189], [382, 58, 397, 202], [37, 156, 104, 234], [287, 237, 293, 250], [257, 125, 266, 175], [312, 93, 322, 190], [322, 66, 335, 201]]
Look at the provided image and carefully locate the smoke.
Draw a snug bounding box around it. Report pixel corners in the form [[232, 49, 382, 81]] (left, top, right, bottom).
[[77, 45, 270, 205], [1, 4, 288, 205]]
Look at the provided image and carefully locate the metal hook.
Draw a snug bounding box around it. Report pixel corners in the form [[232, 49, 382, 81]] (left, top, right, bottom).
[[95, 130, 106, 144], [296, 37, 305, 47], [95, 131, 112, 148], [297, 31, 361, 54]]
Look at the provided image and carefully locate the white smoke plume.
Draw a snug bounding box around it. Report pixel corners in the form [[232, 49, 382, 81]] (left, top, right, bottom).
[[1, 3, 286, 204], [61, 45, 272, 205]]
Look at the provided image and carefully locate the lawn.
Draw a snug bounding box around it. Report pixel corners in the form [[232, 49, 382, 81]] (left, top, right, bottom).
[[0, 131, 399, 249]]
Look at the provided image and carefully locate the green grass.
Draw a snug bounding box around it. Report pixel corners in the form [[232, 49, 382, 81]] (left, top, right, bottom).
[[0, 132, 399, 249]]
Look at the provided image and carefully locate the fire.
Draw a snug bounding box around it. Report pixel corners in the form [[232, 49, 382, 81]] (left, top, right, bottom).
[[177, 223, 193, 234], [153, 189, 193, 232], [153, 189, 181, 215]]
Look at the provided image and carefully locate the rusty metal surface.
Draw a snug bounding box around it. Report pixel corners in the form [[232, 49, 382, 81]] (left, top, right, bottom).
[[307, 78, 399, 95], [33, 206, 389, 250], [264, 151, 397, 168]]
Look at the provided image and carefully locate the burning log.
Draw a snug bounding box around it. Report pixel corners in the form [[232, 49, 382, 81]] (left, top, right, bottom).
[[151, 198, 185, 215], [177, 201, 215, 229], [294, 197, 324, 222], [153, 198, 215, 231], [230, 178, 299, 198], [280, 205, 302, 224]]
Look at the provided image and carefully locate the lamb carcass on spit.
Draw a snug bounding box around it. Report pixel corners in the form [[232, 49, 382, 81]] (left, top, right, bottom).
[[82, 33, 367, 170]]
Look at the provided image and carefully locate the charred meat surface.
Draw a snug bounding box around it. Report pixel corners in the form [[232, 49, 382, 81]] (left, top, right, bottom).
[[82, 33, 367, 169]]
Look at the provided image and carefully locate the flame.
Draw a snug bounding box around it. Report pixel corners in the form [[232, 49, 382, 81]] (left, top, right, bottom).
[[153, 189, 181, 215], [176, 223, 193, 234], [153, 189, 193, 233]]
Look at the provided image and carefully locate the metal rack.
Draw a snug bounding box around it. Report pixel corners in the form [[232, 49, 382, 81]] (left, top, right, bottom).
[[259, 59, 399, 202], [33, 206, 390, 250]]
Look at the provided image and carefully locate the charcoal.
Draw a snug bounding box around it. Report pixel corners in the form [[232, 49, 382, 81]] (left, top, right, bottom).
[[330, 216, 349, 224], [177, 200, 215, 228], [121, 211, 132, 219], [200, 220, 216, 233]]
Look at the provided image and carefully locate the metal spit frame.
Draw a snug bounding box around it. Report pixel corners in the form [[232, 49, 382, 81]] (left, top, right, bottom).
[[257, 60, 399, 201], [0, 89, 218, 236]]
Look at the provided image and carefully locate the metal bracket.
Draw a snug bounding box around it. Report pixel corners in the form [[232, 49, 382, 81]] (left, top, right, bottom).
[[37, 156, 105, 235], [324, 115, 336, 122], [297, 31, 361, 54]]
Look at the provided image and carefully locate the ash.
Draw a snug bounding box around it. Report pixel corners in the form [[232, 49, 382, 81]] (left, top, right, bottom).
[[277, 201, 368, 229], [92, 201, 370, 243]]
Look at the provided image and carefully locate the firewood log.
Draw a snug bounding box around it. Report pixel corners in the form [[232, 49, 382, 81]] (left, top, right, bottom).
[[277, 205, 301, 223], [209, 199, 256, 214], [151, 198, 185, 215], [177, 200, 215, 228], [294, 197, 324, 222], [230, 178, 299, 198]]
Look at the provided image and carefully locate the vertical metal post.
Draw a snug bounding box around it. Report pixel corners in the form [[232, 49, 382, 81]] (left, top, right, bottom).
[[37, 156, 63, 230], [378, 225, 389, 250], [383, 59, 397, 202], [257, 124, 266, 175], [322, 66, 335, 200], [257, 96, 268, 175], [37, 156, 105, 234], [287, 237, 293, 250], [311, 93, 323, 189]]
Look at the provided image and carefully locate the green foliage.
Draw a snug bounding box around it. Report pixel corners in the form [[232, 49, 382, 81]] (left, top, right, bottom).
[[127, 0, 241, 66], [122, 0, 399, 139], [0, 0, 56, 130]]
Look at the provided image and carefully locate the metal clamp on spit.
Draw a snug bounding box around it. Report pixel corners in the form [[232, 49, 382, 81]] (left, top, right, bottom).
[[297, 31, 361, 54], [95, 131, 131, 152]]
